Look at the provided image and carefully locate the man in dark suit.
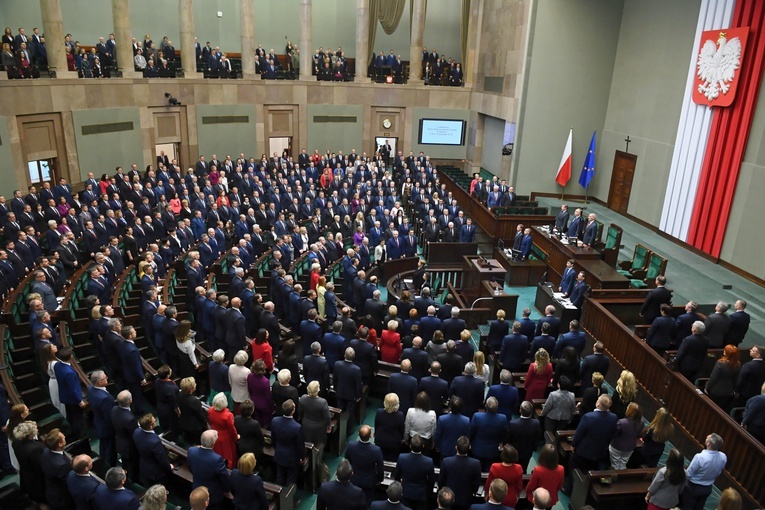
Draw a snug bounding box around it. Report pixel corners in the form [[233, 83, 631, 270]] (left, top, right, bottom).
[[86, 371, 117, 467], [555, 204, 570, 231], [640, 275, 673, 323], [386, 231, 404, 259], [55, 348, 85, 438], [437, 341, 464, 387], [303, 342, 331, 397], [506, 401, 543, 473], [351, 330, 379, 386], [520, 227, 534, 259], [677, 321, 710, 382], [111, 390, 139, 479], [742, 383, 765, 444], [486, 369, 519, 419], [567, 208, 584, 239], [401, 338, 429, 382], [449, 363, 485, 418], [132, 414, 173, 487], [568, 271, 588, 310], [419, 362, 450, 414], [536, 305, 562, 338], [41, 429, 74, 510], [224, 297, 247, 361], [580, 341, 611, 388], [119, 325, 147, 414], [316, 459, 367, 510], [471, 479, 512, 510], [370, 481, 410, 510], [66, 454, 102, 510], [728, 299, 750, 346], [388, 360, 419, 415], [675, 301, 702, 344], [442, 308, 467, 343], [344, 425, 384, 505], [460, 218, 476, 243], [499, 321, 529, 373], [704, 301, 731, 349], [581, 213, 599, 247], [188, 430, 231, 507], [568, 394, 618, 489], [433, 396, 470, 460], [335, 348, 363, 429], [646, 304, 677, 353], [418, 304, 441, 344], [736, 346, 765, 406], [440, 437, 482, 509], [559, 259, 577, 296], [270, 400, 305, 486], [393, 435, 436, 510], [554, 319, 587, 358], [93, 466, 140, 510]]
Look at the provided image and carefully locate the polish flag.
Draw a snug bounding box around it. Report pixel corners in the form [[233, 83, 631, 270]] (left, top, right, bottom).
[[555, 129, 572, 186]]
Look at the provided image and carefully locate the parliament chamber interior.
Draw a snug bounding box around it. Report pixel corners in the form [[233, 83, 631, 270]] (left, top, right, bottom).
[[1, 0, 764, 509]]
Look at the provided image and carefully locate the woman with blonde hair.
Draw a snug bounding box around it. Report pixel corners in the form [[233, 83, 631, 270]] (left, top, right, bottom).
[[316, 275, 327, 317], [716, 488, 742, 510], [374, 393, 405, 461], [178, 377, 208, 444], [524, 348, 553, 401], [141, 485, 168, 510], [230, 452, 270, 510], [641, 407, 674, 467], [209, 392, 239, 468], [611, 370, 638, 419], [379, 320, 402, 363], [175, 319, 198, 379], [474, 351, 490, 386], [11, 420, 46, 504]]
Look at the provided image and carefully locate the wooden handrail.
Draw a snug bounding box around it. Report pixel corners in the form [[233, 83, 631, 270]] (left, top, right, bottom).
[[582, 295, 765, 507], [0, 324, 22, 406], [58, 321, 91, 389], [1, 264, 39, 319], [59, 261, 93, 319]]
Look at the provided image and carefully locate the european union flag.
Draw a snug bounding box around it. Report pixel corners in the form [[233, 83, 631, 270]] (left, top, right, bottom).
[[578, 131, 596, 189]]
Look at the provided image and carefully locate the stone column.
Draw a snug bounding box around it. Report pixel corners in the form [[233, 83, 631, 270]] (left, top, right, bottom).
[[298, 0, 312, 81], [240, 0, 256, 78], [179, 0, 201, 78], [40, 0, 76, 78], [464, 0, 483, 88], [409, 0, 426, 82], [112, 0, 138, 78], [354, 0, 370, 82]]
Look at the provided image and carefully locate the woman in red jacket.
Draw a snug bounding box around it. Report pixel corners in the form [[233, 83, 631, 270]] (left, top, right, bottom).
[[524, 348, 553, 401], [379, 320, 402, 363], [527, 444, 565, 507]]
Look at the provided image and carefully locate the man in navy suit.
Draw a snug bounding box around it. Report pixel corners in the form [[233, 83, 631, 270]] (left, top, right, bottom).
[[506, 401, 543, 473], [486, 369, 519, 419], [93, 466, 140, 510], [470, 479, 511, 510], [66, 454, 102, 510], [119, 325, 148, 414], [132, 414, 173, 487], [640, 275, 673, 324], [569, 394, 618, 483], [536, 305, 562, 338], [581, 213, 598, 247], [188, 430, 231, 507], [554, 319, 587, 358], [646, 304, 677, 353], [439, 436, 482, 509], [371, 482, 411, 510], [388, 360, 419, 415], [728, 299, 750, 346], [323, 321, 348, 372], [580, 341, 611, 388], [387, 230, 404, 259], [676, 321, 709, 382], [419, 362, 450, 414], [434, 396, 470, 460], [559, 259, 577, 296], [568, 271, 588, 309], [41, 429, 74, 510], [86, 370, 117, 466], [401, 337, 429, 382], [442, 308, 467, 343], [344, 425, 384, 505], [334, 348, 363, 427], [111, 390, 139, 480], [555, 204, 570, 231], [350, 329, 379, 386], [393, 435, 436, 510], [449, 363, 485, 418], [530, 322, 557, 360], [520, 227, 534, 259], [316, 459, 367, 510], [300, 309, 324, 358], [271, 399, 305, 486], [55, 348, 85, 439], [402, 228, 418, 258], [224, 297, 247, 362], [460, 218, 476, 243], [742, 382, 765, 443], [499, 321, 529, 373], [516, 307, 536, 341], [567, 208, 584, 239], [303, 342, 331, 397]]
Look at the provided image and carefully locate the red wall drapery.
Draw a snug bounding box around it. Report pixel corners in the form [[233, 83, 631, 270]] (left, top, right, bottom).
[[687, 0, 765, 257]]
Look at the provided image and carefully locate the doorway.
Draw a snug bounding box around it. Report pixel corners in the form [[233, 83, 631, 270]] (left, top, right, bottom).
[[269, 137, 292, 159], [607, 150, 637, 215], [27, 159, 56, 186], [155, 143, 178, 168], [375, 136, 398, 165]]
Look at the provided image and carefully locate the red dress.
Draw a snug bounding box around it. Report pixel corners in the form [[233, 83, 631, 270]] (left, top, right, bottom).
[[379, 330, 402, 363], [527, 464, 564, 505], [486, 462, 524, 507], [250, 342, 274, 373], [523, 363, 553, 401], [208, 407, 238, 468]]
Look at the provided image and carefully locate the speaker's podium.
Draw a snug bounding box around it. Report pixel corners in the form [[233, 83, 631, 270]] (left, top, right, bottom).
[[463, 255, 507, 289]]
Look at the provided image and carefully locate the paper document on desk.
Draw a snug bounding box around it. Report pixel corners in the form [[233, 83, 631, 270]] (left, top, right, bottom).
[[553, 292, 565, 299], [560, 300, 577, 310]]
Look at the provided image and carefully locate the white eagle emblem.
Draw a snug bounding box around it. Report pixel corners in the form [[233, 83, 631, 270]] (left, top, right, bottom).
[[696, 33, 743, 101]]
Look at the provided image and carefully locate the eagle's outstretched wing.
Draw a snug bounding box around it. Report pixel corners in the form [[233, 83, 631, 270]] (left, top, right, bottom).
[[718, 36, 742, 83]]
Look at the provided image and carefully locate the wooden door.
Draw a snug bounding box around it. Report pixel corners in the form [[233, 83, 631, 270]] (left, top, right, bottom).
[[607, 150, 637, 215]]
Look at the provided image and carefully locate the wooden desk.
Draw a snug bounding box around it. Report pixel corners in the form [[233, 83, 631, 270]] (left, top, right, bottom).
[[534, 283, 579, 325], [493, 248, 547, 286], [578, 259, 630, 289], [462, 256, 507, 289]]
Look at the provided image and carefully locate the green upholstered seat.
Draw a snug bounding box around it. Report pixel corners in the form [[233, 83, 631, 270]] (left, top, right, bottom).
[[618, 244, 650, 276]]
